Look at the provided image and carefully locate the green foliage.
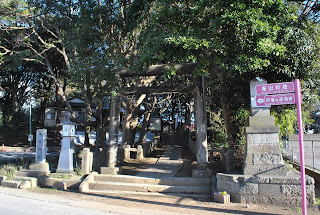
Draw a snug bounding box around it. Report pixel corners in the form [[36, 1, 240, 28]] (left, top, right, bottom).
[[272, 108, 296, 138]]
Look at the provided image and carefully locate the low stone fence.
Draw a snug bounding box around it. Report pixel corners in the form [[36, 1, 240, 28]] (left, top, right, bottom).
[[216, 171, 315, 206], [124, 139, 159, 161]]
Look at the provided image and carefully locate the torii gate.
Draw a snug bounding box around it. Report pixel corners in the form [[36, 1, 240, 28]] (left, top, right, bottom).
[[105, 63, 212, 178]]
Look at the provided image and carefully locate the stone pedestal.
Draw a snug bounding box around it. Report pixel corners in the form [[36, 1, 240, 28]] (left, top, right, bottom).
[[242, 116, 287, 176], [57, 137, 75, 173], [216, 172, 315, 206], [100, 167, 122, 175]]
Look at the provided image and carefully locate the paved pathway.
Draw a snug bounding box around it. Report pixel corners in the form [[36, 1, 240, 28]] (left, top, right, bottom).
[[135, 145, 184, 178]]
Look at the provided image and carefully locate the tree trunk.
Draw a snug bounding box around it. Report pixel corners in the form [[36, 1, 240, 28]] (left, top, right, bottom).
[[35, 98, 47, 125], [214, 66, 236, 147], [121, 94, 146, 147], [137, 96, 157, 145]]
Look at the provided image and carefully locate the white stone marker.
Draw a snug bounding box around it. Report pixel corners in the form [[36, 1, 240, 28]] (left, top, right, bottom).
[[36, 129, 47, 162]]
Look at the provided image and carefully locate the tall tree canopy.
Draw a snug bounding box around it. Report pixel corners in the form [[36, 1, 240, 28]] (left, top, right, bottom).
[[137, 0, 320, 146]]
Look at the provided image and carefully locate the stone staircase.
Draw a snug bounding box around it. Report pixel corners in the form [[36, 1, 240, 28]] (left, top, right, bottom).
[[80, 173, 213, 197]]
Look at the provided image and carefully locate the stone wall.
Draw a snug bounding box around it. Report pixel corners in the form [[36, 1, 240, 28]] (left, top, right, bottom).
[[216, 172, 315, 206]]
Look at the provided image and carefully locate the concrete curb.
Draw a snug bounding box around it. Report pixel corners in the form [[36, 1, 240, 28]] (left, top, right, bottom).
[[79, 172, 98, 193]]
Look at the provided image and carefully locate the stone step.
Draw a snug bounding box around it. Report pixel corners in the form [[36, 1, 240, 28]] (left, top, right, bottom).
[[94, 174, 212, 187], [15, 170, 49, 177], [89, 181, 211, 194], [13, 176, 38, 187], [85, 189, 211, 198], [1, 180, 21, 188]]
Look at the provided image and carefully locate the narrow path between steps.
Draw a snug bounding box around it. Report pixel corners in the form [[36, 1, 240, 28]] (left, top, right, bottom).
[[135, 145, 184, 178]]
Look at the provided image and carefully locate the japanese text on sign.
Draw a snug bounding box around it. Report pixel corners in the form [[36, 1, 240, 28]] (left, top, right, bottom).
[[256, 82, 294, 95], [256, 93, 296, 106]]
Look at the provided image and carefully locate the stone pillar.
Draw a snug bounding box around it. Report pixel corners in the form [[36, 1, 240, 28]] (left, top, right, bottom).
[[102, 95, 122, 175], [136, 145, 144, 161], [81, 148, 93, 175], [108, 95, 120, 167], [124, 145, 131, 160], [192, 78, 212, 178], [29, 129, 50, 173]]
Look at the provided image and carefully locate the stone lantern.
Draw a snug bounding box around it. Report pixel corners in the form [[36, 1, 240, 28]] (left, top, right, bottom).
[[56, 122, 76, 173]]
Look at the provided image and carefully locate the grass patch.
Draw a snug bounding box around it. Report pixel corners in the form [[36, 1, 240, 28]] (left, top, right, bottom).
[[0, 163, 25, 180], [49, 173, 82, 180]]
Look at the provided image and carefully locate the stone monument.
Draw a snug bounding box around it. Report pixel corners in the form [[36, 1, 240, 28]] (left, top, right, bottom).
[[16, 129, 50, 177], [215, 78, 315, 206], [56, 122, 76, 173], [243, 78, 287, 176]]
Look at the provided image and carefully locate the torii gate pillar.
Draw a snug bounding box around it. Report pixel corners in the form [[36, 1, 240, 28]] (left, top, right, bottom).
[[192, 77, 212, 178]]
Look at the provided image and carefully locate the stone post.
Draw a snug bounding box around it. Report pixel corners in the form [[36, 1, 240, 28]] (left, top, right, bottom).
[[101, 95, 122, 175], [192, 77, 212, 178], [136, 145, 144, 161], [81, 148, 93, 175], [124, 145, 131, 160], [29, 129, 50, 173]]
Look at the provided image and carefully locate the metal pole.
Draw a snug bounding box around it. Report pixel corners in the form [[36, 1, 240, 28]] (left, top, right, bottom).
[[294, 79, 307, 215], [29, 87, 32, 147]]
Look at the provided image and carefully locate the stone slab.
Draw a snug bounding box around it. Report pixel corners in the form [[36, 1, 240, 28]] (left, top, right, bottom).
[[19, 181, 31, 189], [14, 176, 38, 187], [15, 170, 49, 177], [246, 127, 279, 134], [1, 180, 21, 188], [192, 169, 213, 178], [100, 167, 122, 175]]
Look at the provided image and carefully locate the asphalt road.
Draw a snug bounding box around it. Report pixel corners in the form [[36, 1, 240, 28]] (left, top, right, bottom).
[[0, 187, 116, 215]]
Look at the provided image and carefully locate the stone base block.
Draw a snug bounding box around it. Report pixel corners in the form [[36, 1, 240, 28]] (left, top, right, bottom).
[[56, 169, 73, 174], [29, 162, 50, 172], [192, 169, 213, 178], [19, 181, 31, 189], [216, 171, 315, 207], [214, 193, 231, 204], [14, 176, 38, 187], [15, 170, 49, 177], [101, 167, 122, 175], [1, 180, 21, 188]]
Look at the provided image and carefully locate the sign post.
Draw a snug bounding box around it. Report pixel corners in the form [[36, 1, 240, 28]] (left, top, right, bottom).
[[255, 79, 307, 215], [294, 79, 307, 215]]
